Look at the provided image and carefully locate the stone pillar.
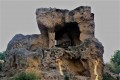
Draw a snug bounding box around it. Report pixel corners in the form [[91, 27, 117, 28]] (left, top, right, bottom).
[[36, 24, 49, 47], [73, 6, 95, 42], [48, 28, 55, 48]]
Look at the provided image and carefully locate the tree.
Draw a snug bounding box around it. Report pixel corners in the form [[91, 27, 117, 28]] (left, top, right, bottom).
[[103, 50, 120, 80], [111, 50, 120, 65], [103, 73, 116, 80], [109, 50, 120, 74]]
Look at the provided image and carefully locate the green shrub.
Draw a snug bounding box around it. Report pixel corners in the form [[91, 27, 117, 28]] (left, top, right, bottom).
[[103, 73, 116, 80], [0, 53, 5, 60], [0, 52, 5, 71], [109, 50, 120, 74], [13, 72, 39, 80]]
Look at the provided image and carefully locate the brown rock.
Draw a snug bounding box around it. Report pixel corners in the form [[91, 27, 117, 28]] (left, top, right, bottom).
[[2, 6, 104, 80], [36, 6, 94, 48]]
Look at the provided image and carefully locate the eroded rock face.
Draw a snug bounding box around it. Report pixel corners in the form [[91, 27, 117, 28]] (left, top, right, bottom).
[[6, 34, 49, 51], [4, 37, 104, 80], [36, 6, 94, 48], [3, 6, 104, 80]]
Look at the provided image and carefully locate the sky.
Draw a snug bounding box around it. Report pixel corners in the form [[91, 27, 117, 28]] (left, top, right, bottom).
[[0, 0, 120, 63]]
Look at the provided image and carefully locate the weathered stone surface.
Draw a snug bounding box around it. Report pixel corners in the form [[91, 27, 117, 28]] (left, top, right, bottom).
[[4, 36, 104, 80], [2, 6, 104, 80], [6, 34, 48, 51], [36, 6, 94, 48], [4, 48, 42, 76]]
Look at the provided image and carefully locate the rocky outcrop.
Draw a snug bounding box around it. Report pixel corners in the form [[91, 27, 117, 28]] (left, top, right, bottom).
[[2, 6, 104, 80], [4, 37, 104, 80]]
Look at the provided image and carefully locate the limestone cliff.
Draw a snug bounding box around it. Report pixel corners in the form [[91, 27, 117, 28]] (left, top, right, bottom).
[[2, 6, 104, 80]]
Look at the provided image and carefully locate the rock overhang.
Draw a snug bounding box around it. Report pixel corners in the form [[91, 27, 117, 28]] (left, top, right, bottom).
[[36, 6, 95, 48]]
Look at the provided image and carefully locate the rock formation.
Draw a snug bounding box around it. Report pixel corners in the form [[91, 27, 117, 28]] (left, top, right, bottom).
[[36, 6, 94, 48], [2, 6, 104, 80]]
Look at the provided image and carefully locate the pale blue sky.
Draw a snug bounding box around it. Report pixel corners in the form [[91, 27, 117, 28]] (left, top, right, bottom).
[[0, 0, 120, 62]]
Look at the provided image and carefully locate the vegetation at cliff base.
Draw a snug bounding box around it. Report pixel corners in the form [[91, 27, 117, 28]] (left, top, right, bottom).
[[103, 73, 116, 80], [13, 72, 40, 80], [109, 50, 120, 74], [103, 50, 120, 80], [0, 51, 5, 71]]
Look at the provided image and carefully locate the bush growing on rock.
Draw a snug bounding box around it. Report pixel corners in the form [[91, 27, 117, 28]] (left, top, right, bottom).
[[0, 52, 5, 71], [13, 72, 40, 80]]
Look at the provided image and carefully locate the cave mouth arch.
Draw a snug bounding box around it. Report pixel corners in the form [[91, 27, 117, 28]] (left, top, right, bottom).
[[55, 22, 81, 48]]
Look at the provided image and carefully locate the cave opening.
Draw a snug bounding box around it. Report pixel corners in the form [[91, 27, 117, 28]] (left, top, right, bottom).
[[55, 22, 81, 48]]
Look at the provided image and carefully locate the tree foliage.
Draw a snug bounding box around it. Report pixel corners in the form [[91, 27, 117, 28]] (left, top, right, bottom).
[[103, 73, 116, 80], [103, 50, 120, 80], [109, 50, 120, 74], [0, 51, 5, 71], [111, 50, 120, 65], [0, 52, 5, 60]]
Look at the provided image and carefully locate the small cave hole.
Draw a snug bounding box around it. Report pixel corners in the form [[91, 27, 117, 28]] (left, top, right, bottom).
[[81, 49, 83, 51], [55, 22, 81, 48]]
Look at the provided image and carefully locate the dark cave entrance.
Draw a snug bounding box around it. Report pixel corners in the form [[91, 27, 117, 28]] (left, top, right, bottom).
[[55, 22, 81, 48]]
